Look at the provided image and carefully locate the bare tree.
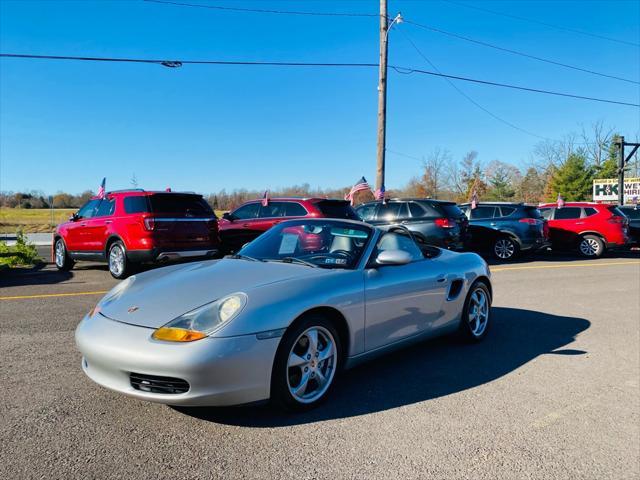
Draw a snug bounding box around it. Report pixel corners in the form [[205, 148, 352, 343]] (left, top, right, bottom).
[[580, 120, 614, 167]]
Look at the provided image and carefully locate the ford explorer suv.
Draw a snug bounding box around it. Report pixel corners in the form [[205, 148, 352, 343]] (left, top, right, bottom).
[[54, 190, 219, 278]]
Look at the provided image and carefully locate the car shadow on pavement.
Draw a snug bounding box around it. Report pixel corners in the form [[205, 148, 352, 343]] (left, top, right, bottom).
[[484, 248, 639, 266], [174, 307, 590, 427], [0, 263, 75, 287]]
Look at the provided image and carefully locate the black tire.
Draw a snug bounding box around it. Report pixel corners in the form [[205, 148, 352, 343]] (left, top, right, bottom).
[[578, 234, 605, 258], [54, 238, 75, 271], [459, 280, 492, 342], [107, 240, 133, 279], [492, 236, 519, 261], [271, 314, 342, 411]]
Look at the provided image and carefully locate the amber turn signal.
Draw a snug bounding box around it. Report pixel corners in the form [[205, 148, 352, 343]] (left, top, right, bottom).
[[152, 327, 207, 342]]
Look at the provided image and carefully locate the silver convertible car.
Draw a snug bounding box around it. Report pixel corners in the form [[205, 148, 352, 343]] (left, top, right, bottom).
[[76, 218, 492, 410]]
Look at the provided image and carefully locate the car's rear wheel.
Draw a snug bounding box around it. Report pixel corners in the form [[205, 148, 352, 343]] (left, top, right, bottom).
[[54, 238, 74, 271], [493, 236, 518, 261], [271, 314, 340, 411], [108, 241, 133, 279], [578, 235, 604, 258], [459, 281, 492, 342]]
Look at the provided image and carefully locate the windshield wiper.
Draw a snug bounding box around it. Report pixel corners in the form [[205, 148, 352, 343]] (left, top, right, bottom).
[[226, 254, 262, 262], [270, 257, 319, 268]]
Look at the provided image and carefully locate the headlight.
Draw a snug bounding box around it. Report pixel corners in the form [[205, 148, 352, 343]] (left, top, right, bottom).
[[152, 293, 247, 342], [88, 276, 136, 318]]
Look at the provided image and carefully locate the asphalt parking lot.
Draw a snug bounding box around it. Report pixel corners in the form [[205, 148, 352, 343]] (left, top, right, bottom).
[[1, 254, 639, 480]]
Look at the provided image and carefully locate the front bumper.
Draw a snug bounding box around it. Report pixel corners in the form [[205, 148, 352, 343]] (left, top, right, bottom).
[[75, 314, 280, 406]]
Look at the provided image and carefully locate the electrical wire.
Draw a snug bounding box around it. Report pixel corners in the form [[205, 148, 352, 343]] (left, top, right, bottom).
[[1, 53, 638, 107], [404, 19, 639, 85], [442, 0, 640, 48], [142, 0, 377, 17], [398, 30, 551, 140]]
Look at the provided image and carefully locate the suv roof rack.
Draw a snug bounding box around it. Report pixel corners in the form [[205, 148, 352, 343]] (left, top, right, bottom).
[[106, 189, 146, 194]]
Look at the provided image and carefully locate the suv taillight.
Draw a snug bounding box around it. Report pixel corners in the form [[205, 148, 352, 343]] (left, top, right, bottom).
[[518, 218, 538, 225], [143, 217, 155, 231], [608, 215, 626, 225], [435, 218, 454, 228]]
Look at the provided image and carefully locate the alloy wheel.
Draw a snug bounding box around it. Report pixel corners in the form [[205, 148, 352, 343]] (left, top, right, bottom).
[[109, 245, 125, 277], [286, 326, 337, 404], [579, 238, 600, 257], [55, 240, 65, 268], [494, 238, 515, 259], [468, 288, 489, 337]]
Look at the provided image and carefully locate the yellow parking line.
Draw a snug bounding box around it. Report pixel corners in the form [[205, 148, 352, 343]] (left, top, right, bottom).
[[492, 261, 640, 272], [0, 290, 108, 301]]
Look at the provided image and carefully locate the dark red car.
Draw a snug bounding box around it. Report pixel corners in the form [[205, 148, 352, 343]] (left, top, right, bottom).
[[538, 202, 629, 257], [54, 190, 219, 278], [218, 198, 358, 253]]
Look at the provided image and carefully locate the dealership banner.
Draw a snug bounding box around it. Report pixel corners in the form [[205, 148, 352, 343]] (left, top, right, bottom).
[[592, 177, 640, 203]]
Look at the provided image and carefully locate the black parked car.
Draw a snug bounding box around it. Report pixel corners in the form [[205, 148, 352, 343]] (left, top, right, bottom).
[[459, 202, 549, 260], [619, 205, 640, 246], [355, 198, 468, 250]]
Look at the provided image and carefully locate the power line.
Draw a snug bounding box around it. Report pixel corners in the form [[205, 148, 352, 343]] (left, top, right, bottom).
[[1, 53, 638, 107], [442, 0, 640, 48], [399, 30, 551, 141], [404, 19, 639, 85], [142, 0, 377, 17]]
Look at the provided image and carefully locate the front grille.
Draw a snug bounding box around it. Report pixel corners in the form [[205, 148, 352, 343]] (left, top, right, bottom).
[[130, 373, 190, 394]]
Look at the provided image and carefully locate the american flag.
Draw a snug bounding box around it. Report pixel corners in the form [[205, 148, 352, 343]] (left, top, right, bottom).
[[374, 184, 385, 201], [97, 178, 106, 199], [557, 193, 565, 208], [261, 190, 269, 207], [344, 177, 371, 205], [470, 189, 478, 209]]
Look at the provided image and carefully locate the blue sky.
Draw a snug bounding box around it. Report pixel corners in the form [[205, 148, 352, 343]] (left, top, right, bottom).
[[1, 0, 639, 195]]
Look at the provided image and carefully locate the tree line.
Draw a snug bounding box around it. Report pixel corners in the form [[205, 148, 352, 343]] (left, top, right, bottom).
[[2, 123, 637, 211]]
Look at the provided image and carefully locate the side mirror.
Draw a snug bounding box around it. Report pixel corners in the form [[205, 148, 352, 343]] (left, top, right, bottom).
[[222, 212, 235, 221], [375, 249, 413, 266], [69, 213, 79, 222]]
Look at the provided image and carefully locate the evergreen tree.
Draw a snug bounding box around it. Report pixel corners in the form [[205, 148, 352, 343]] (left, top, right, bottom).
[[549, 152, 594, 201], [518, 167, 545, 203]]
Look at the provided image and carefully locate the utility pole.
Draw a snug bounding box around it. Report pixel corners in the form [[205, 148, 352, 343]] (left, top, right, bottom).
[[615, 137, 640, 205], [375, 0, 388, 198]]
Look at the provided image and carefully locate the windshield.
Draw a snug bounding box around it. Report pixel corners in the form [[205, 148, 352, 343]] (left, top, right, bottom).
[[238, 220, 373, 269]]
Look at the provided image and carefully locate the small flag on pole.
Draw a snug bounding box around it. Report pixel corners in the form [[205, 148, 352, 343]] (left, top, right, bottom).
[[374, 184, 386, 201], [557, 193, 565, 208], [262, 190, 270, 207], [470, 189, 478, 210], [345, 177, 371, 206], [97, 177, 106, 199]]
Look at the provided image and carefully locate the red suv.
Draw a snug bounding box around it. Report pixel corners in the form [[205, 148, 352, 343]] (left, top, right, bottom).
[[538, 202, 629, 257], [54, 190, 219, 278], [218, 198, 358, 253]]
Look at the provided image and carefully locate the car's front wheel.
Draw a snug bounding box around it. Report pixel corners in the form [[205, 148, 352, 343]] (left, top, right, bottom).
[[54, 238, 74, 271], [578, 235, 605, 258], [108, 241, 133, 279], [271, 315, 341, 411], [459, 281, 492, 342]]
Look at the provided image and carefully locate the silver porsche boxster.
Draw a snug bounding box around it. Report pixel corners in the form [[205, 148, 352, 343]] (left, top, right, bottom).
[[76, 218, 492, 410]]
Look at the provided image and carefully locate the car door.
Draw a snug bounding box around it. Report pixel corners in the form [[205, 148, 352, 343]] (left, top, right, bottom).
[[220, 202, 261, 251], [467, 206, 498, 250], [66, 199, 101, 251], [364, 231, 448, 351], [84, 198, 115, 253], [549, 207, 583, 246]]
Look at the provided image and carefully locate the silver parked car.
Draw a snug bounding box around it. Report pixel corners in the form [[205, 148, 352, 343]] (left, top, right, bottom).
[[76, 219, 492, 410]]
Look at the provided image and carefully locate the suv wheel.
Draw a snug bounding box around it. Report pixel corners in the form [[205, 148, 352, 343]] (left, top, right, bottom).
[[578, 235, 604, 258], [54, 238, 74, 271], [108, 241, 132, 279], [493, 237, 518, 260], [271, 314, 340, 411]]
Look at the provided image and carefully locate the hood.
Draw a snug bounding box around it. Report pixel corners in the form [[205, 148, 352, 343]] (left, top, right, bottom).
[[99, 259, 322, 328]]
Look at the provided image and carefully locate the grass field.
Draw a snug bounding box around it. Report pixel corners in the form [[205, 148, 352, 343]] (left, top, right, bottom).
[[0, 207, 228, 234], [0, 208, 75, 233]]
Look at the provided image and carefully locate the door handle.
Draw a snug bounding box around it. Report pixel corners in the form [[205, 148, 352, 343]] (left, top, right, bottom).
[[105, 220, 112, 224], [242, 223, 250, 228], [575, 221, 585, 225], [490, 222, 497, 226], [80, 222, 87, 226], [436, 275, 447, 283]]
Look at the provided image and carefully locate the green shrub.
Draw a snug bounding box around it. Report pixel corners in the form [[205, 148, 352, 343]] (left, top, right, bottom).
[[0, 230, 40, 267]]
